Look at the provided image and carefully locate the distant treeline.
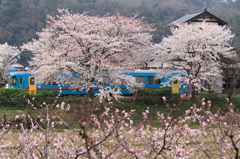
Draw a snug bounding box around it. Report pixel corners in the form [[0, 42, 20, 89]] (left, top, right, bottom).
[[0, 0, 240, 57]]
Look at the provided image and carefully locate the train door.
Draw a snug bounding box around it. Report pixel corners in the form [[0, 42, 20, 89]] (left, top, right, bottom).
[[18, 76, 24, 89], [28, 76, 36, 94], [172, 75, 179, 94]]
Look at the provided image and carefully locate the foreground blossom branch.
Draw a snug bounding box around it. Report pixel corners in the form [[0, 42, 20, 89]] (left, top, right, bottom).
[[0, 95, 239, 158]]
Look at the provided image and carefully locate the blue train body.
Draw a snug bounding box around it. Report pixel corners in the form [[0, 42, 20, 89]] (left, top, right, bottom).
[[8, 69, 189, 95]]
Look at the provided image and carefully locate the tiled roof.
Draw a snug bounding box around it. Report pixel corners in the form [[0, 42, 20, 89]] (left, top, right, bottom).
[[168, 9, 227, 26], [168, 11, 204, 26], [9, 58, 29, 67]]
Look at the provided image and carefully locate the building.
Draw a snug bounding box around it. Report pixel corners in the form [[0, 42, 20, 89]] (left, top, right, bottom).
[[148, 8, 228, 68], [222, 48, 240, 94], [9, 58, 29, 70], [168, 8, 227, 26], [148, 8, 231, 94]]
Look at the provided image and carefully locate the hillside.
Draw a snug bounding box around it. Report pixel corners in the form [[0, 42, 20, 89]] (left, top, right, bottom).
[[0, 0, 240, 58]]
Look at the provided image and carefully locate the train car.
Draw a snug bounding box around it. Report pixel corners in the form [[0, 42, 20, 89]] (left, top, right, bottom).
[[125, 70, 189, 94], [8, 69, 189, 95], [8, 70, 36, 93]]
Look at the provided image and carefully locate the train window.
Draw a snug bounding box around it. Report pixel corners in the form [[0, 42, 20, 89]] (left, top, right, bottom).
[[19, 78, 23, 85], [44, 76, 58, 85], [10, 76, 17, 86], [30, 77, 35, 85], [97, 76, 111, 85], [45, 81, 58, 85], [173, 80, 178, 84], [52, 82, 57, 85], [136, 76, 144, 84], [148, 76, 161, 84]]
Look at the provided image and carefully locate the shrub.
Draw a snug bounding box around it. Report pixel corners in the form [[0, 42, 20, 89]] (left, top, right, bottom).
[[0, 88, 57, 109], [0, 88, 28, 108], [134, 88, 172, 104]]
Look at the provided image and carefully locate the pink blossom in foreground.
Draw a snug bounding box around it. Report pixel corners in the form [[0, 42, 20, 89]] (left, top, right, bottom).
[[0, 95, 239, 158]]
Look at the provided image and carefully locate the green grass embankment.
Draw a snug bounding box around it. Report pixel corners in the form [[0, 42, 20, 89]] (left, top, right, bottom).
[[1, 88, 240, 129]]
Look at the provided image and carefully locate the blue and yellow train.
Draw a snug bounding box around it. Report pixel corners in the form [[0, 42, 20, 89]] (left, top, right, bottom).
[[8, 68, 189, 95]]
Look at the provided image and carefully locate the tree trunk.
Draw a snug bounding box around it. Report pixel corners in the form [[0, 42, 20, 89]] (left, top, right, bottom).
[[86, 88, 93, 97], [190, 82, 196, 98], [86, 78, 95, 97], [227, 76, 238, 102]]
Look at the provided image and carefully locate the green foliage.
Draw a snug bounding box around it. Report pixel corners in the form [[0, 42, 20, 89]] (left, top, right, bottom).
[[198, 90, 229, 113], [137, 88, 172, 96], [0, 90, 238, 128], [199, 90, 220, 101], [0, 88, 57, 109], [230, 96, 240, 112], [134, 88, 172, 105], [0, 88, 28, 108]]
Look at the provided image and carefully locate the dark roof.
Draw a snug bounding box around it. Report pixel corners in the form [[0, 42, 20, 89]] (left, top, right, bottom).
[[15, 58, 29, 67], [168, 8, 228, 26]]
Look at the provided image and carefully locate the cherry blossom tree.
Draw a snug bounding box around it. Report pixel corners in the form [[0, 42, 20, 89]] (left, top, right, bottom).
[[22, 9, 159, 96], [0, 42, 22, 87], [156, 22, 236, 97], [221, 48, 240, 101]]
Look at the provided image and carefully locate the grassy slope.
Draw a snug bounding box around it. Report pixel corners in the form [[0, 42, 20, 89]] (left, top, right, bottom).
[[1, 92, 240, 128]]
